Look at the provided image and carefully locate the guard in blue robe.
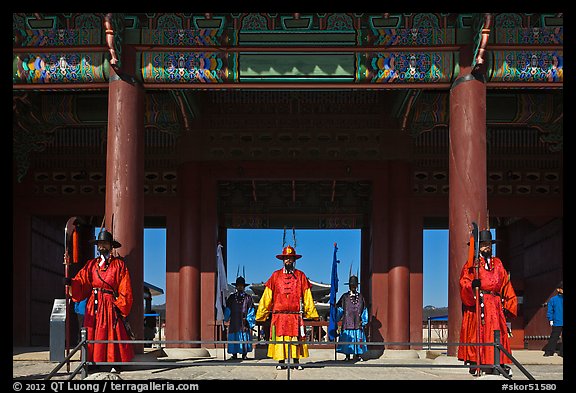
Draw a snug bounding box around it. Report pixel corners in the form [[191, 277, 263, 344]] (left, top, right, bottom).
[[336, 275, 368, 361], [224, 276, 256, 360]]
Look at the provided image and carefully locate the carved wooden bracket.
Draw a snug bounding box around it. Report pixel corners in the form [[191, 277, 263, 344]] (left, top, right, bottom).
[[104, 13, 125, 71]]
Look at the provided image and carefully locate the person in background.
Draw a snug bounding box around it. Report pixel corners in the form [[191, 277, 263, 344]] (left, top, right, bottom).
[[224, 275, 256, 360], [144, 311, 158, 348], [336, 274, 368, 361], [457, 229, 518, 378], [73, 298, 87, 343], [543, 281, 563, 357], [256, 245, 319, 370]]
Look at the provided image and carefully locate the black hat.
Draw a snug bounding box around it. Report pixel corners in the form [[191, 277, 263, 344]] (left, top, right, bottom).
[[558, 281, 563, 289], [346, 275, 360, 286], [232, 276, 249, 287], [479, 230, 497, 244], [89, 229, 121, 248]]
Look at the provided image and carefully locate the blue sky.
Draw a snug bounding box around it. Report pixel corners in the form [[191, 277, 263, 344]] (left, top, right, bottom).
[[143, 228, 452, 308]]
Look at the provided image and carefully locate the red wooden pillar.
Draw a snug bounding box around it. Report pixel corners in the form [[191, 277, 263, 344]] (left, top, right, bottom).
[[408, 208, 424, 349], [105, 45, 145, 353], [12, 208, 31, 346], [360, 227, 371, 318], [165, 204, 181, 346], [387, 161, 411, 349], [447, 46, 488, 356], [199, 165, 218, 346], [178, 162, 201, 347], [368, 166, 389, 350]]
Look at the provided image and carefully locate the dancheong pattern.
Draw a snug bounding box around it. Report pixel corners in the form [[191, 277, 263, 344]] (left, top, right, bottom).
[[14, 28, 101, 47], [490, 51, 563, 83], [358, 52, 453, 83], [140, 28, 236, 46], [141, 52, 236, 83], [13, 53, 107, 83], [360, 28, 455, 46], [12, 14, 563, 86]]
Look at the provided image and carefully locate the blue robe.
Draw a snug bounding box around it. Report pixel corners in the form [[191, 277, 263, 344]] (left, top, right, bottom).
[[224, 291, 256, 355], [336, 291, 368, 355]]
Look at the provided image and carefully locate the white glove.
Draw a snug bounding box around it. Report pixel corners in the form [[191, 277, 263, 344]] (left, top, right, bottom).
[[550, 321, 554, 326]]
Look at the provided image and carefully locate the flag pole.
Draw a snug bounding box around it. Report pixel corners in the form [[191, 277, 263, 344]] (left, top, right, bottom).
[[328, 242, 339, 344], [215, 242, 228, 332]]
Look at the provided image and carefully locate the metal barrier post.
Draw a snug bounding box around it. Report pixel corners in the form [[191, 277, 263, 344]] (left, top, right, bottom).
[[427, 318, 431, 351], [286, 340, 291, 380], [492, 329, 517, 379], [156, 315, 162, 348], [493, 330, 501, 365], [80, 328, 88, 379], [221, 325, 225, 361], [334, 339, 337, 361]]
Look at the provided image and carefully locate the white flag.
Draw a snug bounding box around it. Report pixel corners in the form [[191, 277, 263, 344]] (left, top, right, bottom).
[[215, 243, 228, 324]]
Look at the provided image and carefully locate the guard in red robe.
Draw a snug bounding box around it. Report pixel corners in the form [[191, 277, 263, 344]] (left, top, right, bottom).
[[68, 229, 135, 365], [458, 229, 517, 377], [256, 245, 319, 370]]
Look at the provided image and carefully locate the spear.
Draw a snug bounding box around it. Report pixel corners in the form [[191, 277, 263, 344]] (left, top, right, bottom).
[[63, 216, 78, 372], [471, 221, 481, 376]]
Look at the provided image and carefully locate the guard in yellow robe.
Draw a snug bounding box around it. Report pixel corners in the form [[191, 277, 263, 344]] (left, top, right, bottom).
[[256, 245, 319, 369]]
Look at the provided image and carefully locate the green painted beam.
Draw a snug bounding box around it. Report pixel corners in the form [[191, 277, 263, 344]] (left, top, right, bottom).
[[239, 53, 355, 79]]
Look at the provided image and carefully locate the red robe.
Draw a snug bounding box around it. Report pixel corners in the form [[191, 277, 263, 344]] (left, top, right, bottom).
[[458, 256, 517, 365], [71, 256, 134, 363], [265, 268, 313, 337]]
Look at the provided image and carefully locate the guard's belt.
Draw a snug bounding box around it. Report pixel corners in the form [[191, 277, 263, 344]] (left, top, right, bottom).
[[480, 289, 501, 297], [93, 287, 116, 296], [272, 310, 301, 314], [92, 287, 116, 312]]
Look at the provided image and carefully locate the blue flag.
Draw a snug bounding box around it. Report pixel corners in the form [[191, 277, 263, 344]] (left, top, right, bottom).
[[328, 243, 339, 341]]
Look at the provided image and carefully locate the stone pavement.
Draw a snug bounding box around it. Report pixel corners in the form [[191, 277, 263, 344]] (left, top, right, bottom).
[[13, 346, 564, 384]]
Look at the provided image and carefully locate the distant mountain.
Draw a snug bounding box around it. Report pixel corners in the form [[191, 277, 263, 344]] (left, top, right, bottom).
[[422, 305, 448, 321], [149, 303, 166, 321]]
